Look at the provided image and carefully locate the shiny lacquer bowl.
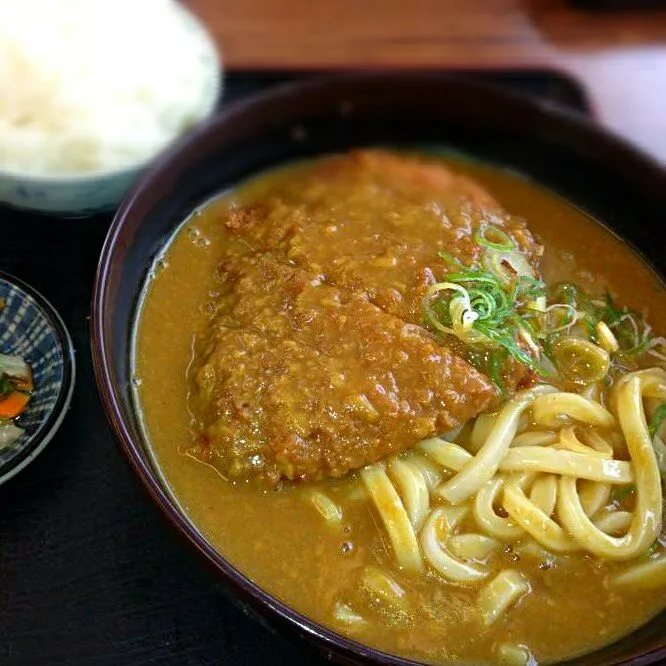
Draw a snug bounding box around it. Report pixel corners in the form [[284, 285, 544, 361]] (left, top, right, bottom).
[[91, 74, 666, 666]]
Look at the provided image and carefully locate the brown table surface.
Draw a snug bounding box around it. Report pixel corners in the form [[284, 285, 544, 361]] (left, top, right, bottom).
[[184, 0, 666, 164]]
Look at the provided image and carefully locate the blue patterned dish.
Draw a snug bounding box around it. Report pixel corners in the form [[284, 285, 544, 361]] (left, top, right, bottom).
[[0, 272, 75, 484]]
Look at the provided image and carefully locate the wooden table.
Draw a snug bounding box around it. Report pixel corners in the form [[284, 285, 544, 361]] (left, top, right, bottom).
[[184, 0, 666, 164]]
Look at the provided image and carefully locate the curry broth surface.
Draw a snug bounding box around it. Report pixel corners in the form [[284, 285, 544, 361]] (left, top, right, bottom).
[[135, 155, 666, 664]]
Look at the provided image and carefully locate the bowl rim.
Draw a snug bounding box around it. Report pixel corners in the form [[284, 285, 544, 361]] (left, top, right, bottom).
[[0, 1, 222, 185], [91, 72, 666, 666], [0, 270, 76, 486]]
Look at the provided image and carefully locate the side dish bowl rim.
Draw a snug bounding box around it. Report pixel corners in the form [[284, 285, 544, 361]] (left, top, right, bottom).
[[0, 270, 75, 485]]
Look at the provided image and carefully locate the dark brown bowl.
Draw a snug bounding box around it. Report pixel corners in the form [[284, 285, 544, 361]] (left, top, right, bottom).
[[91, 73, 666, 666]]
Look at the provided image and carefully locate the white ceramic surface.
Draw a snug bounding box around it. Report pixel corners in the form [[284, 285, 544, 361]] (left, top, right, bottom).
[[0, 3, 222, 217], [0, 167, 140, 217]]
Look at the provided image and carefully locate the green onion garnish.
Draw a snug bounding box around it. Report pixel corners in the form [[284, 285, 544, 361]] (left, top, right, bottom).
[[649, 405, 666, 439], [474, 224, 515, 251], [424, 236, 665, 394], [487, 349, 508, 397], [437, 251, 463, 269], [599, 291, 626, 327], [547, 283, 661, 362], [423, 258, 546, 389]]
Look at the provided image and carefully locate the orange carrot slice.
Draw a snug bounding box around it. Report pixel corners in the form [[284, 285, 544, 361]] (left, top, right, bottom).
[[0, 391, 30, 419]]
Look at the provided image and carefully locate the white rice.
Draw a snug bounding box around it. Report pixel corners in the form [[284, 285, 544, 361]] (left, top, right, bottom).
[[0, 0, 220, 176]]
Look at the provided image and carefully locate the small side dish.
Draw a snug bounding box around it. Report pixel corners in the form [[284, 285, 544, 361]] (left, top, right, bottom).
[[0, 273, 74, 484], [0, 349, 34, 447]]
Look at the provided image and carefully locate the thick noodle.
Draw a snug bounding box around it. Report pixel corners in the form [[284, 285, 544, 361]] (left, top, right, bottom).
[[387, 458, 430, 531], [511, 430, 558, 447], [503, 474, 579, 553], [439, 385, 556, 504], [557, 371, 664, 560], [501, 447, 633, 484], [361, 464, 423, 571], [594, 510, 634, 535], [529, 474, 558, 517], [449, 533, 501, 561], [556, 426, 613, 458], [532, 393, 616, 429], [419, 438, 471, 473], [317, 368, 666, 641], [470, 413, 498, 453], [578, 479, 612, 517], [478, 569, 530, 627], [308, 491, 343, 524], [609, 554, 666, 589], [361, 566, 407, 608], [420, 505, 489, 582], [474, 475, 524, 541], [404, 453, 443, 491]]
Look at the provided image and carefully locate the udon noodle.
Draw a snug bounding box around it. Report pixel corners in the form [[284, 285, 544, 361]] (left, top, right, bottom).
[[314, 367, 666, 663]]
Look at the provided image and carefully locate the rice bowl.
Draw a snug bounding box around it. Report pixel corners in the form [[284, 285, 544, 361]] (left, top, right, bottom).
[[0, 0, 221, 214]]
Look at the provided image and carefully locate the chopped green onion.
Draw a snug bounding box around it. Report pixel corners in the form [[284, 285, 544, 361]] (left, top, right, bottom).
[[545, 284, 664, 365], [474, 322, 541, 372], [438, 251, 463, 269], [423, 251, 664, 396], [593, 293, 656, 358], [646, 337, 666, 362], [475, 224, 515, 251], [423, 260, 547, 383], [487, 349, 508, 396], [514, 276, 546, 303], [649, 405, 666, 439], [423, 300, 455, 337], [550, 282, 582, 308], [599, 291, 626, 327], [446, 270, 503, 287], [482, 249, 533, 286], [550, 338, 610, 385]]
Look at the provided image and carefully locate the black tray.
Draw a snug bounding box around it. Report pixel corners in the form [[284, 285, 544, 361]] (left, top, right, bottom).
[[0, 71, 590, 666]]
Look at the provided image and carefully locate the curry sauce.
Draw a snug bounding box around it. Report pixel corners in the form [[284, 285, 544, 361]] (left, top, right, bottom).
[[134, 153, 666, 665]]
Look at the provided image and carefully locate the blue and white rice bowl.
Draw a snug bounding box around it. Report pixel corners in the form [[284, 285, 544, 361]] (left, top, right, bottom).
[[0, 272, 75, 484]]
